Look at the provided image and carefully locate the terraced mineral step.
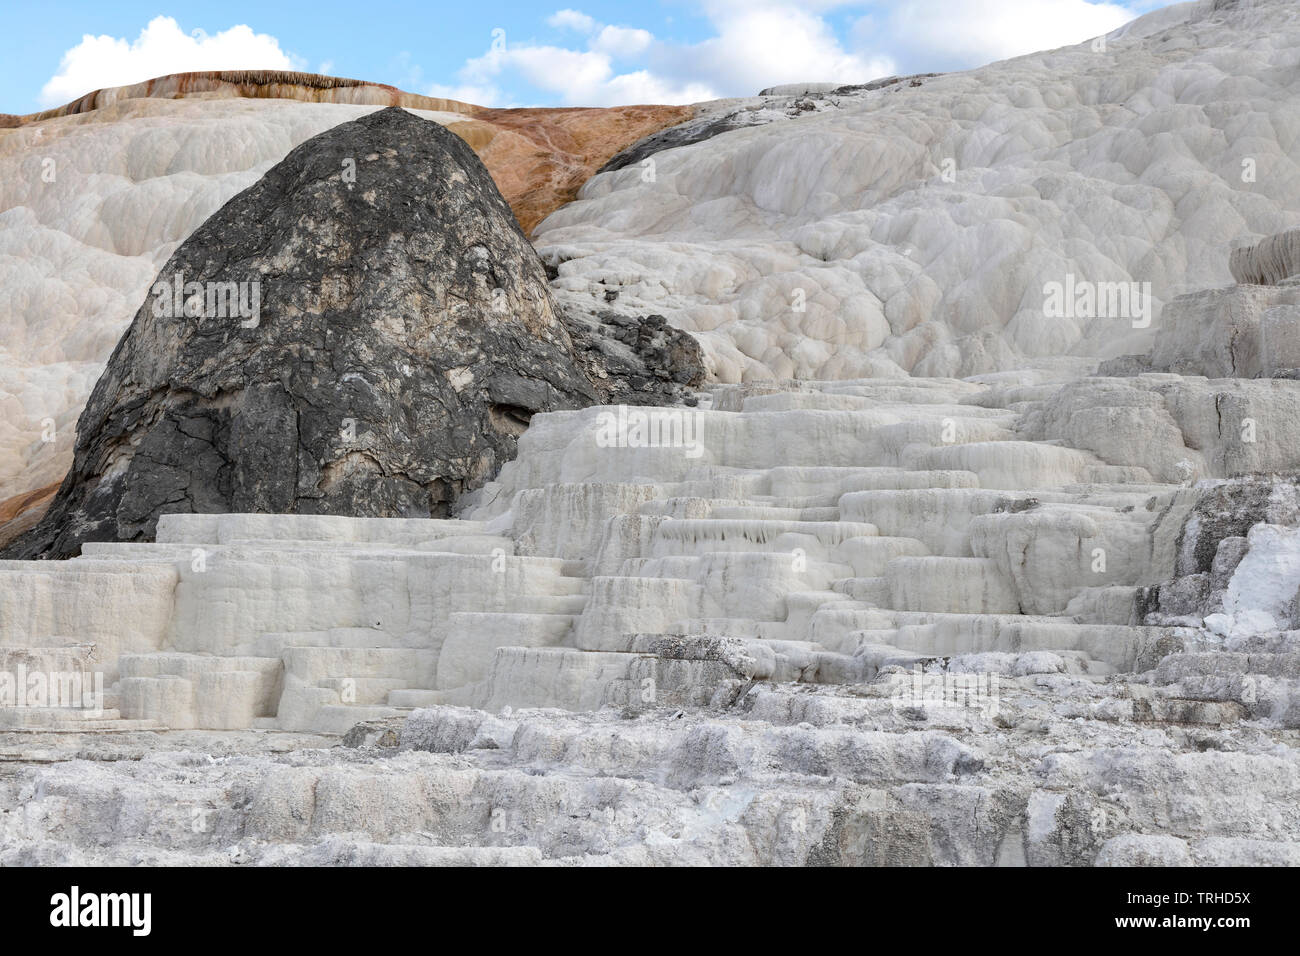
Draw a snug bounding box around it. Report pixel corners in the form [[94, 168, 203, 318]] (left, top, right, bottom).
[[0, 367, 1295, 859]]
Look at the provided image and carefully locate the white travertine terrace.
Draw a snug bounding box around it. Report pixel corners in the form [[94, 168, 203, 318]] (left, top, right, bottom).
[[3, 366, 1300, 862], [3, 0, 1300, 502], [538, 0, 1300, 382]]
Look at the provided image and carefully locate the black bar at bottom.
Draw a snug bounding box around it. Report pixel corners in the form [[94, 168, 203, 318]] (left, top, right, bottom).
[[0, 865, 1281, 942]]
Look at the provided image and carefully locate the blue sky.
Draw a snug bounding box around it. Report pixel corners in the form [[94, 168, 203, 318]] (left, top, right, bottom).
[[3, 0, 1177, 114]]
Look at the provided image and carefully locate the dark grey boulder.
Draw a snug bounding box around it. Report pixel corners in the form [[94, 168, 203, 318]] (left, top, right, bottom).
[[6, 107, 702, 559]]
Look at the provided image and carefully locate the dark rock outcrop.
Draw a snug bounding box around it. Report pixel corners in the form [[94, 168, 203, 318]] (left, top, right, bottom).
[[824, 74, 942, 96], [5, 107, 701, 559], [1138, 474, 1300, 625], [597, 74, 943, 176], [596, 110, 764, 175], [563, 310, 705, 402]]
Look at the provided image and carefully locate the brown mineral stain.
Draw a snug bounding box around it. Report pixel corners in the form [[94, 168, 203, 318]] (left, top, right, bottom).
[[0, 481, 60, 549], [470, 105, 694, 234], [1, 70, 695, 235]]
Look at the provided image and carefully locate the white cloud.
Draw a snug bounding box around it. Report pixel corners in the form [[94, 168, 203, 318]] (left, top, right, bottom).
[[547, 9, 598, 34], [858, 0, 1136, 70], [655, 3, 896, 96], [498, 45, 618, 96], [432, 3, 895, 108], [426, 82, 506, 107], [445, 41, 712, 107], [426, 1, 1162, 109], [591, 26, 654, 58], [40, 16, 295, 106], [601, 71, 717, 105], [437, 4, 888, 107]]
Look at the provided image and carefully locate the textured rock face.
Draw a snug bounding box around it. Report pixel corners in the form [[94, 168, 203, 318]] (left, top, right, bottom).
[[1141, 285, 1300, 378], [0, 480, 59, 549], [1105, 229, 1300, 379], [3, 107, 697, 559], [1140, 475, 1300, 630], [600, 76, 940, 176], [540, 0, 1300, 382], [1229, 229, 1300, 286], [595, 105, 783, 176]]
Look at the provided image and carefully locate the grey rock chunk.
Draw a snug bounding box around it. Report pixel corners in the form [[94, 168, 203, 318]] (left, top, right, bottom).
[[1139, 474, 1300, 625], [1230, 229, 1300, 286]]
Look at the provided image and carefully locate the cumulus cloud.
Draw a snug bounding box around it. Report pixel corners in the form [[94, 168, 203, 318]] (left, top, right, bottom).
[[433, 4, 884, 107], [858, 0, 1136, 71], [440, 41, 714, 107], [40, 15, 296, 106], [429, 1, 1154, 109], [591, 26, 654, 59], [547, 9, 598, 34], [426, 81, 507, 106], [655, 2, 896, 97]]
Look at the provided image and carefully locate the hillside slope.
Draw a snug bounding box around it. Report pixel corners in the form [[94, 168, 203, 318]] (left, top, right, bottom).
[[538, 0, 1300, 381]]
